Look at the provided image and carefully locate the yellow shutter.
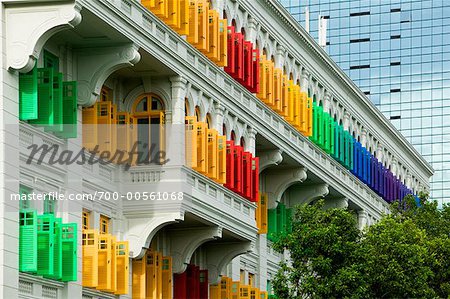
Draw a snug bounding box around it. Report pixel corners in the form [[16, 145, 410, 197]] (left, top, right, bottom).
[[218, 19, 228, 67], [116, 112, 130, 161], [299, 92, 308, 134], [273, 69, 282, 112], [166, 0, 180, 28], [97, 234, 112, 291], [240, 285, 251, 299], [210, 284, 220, 299], [82, 230, 98, 288], [152, 0, 168, 19], [132, 254, 146, 299], [287, 80, 295, 123], [159, 112, 166, 164], [266, 61, 274, 106], [281, 75, 289, 117], [115, 241, 129, 295], [306, 94, 313, 136], [141, 0, 155, 9], [257, 55, 267, 100], [194, 122, 208, 173], [97, 101, 112, 153], [107, 236, 117, 293], [260, 193, 268, 234], [217, 135, 227, 184], [207, 10, 220, 61], [177, 0, 190, 35], [250, 287, 260, 299], [197, 0, 209, 52], [187, 0, 199, 44], [146, 251, 157, 299], [207, 129, 218, 180], [221, 276, 232, 299], [231, 281, 240, 299], [156, 252, 163, 299], [162, 256, 172, 299], [82, 104, 98, 152], [185, 116, 198, 168], [293, 85, 301, 129]]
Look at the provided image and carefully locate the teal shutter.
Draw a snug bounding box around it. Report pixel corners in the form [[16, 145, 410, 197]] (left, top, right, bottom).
[[61, 223, 77, 282], [45, 218, 62, 280], [318, 106, 324, 148], [19, 66, 38, 120], [56, 81, 78, 139], [339, 126, 345, 164], [323, 113, 331, 153], [267, 208, 278, 242], [29, 68, 54, 126], [37, 214, 55, 276], [45, 73, 63, 132], [19, 209, 38, 272]]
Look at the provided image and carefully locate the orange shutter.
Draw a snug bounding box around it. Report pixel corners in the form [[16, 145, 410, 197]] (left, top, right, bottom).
[[82, 230, 99, 288]]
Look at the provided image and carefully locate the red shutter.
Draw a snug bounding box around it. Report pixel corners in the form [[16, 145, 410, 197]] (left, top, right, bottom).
[[174, 271, 187, 299], [234, 145, 243, 194], [233, 33, 244, 81], [243, 152, 253, 199], [249, 49, 260, 93]]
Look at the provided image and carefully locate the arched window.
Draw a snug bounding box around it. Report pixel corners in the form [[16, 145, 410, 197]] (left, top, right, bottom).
[[222, 124, 227, 136], [231, 130, 236, 142], [206, 113, 212, 129], [195, 106, 201, 122], [240, 136, 245, 148], [185, 98, 190, 117], [132, 94, 165, 165]]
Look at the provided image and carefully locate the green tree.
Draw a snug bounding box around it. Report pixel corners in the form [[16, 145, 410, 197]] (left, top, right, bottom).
[[272, 195, 450, 299]]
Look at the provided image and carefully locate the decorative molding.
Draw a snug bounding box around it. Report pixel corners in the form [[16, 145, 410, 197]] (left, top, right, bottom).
[[76, 44, 141, 106], [169, 226, 222, 273], [6, 1, 82, 72], [258, 149, 283, 172], [124, 212, 184, 259], [288, 183, 329, 206], [205, 242, 253, 285]]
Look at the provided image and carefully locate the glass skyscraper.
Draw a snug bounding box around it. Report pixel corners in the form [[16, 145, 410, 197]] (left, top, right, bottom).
[[281, 0, 450, 206]]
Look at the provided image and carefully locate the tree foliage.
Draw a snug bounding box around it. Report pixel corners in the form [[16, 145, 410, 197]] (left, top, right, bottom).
[[272, 194, 450, 299]]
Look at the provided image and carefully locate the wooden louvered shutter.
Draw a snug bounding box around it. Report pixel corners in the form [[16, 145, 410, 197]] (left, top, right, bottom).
[[97, 234, 112, 291], [207, 129, 218, 180], [45, 73, 63, 132], [19, 209, 37, 272], [37, 214, 55, 276], [132, 253, 146, 299], [217, 135, 227, 184], [82, 104, 98, 152], [162, 256, 172, 299], [115, 241, 129, 295], [82, 229, 99, 287], [61, 223, 77, 282], [45, 217, 62, 280], [185, 116, 198, 168], [19, 65, 38, 120], [56, 81, 78, 138], [30, 68, 54, 126], [107, 236, 117, 293]]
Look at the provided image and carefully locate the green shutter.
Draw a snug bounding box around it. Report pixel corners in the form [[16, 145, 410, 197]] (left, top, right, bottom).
[[286, 208, 293, 234], [56, 81, 78, 139], [61, 223, 77, 282], [276, 203, 287, 236], [37, 214, 55, 276], [318, 106, 324, 148], [339, 126, 345, 164], [349, 137, 354, 170], [29, 68, 54, 126], [43, 50, 60, 73], [323, 113, 331, 153], [45, 73, 64, 132], [330, 120, 336, 156], [45, 218, 62, 280], [19, 209, 38, 272], [268, 208, 278, 242], [19, 66, 38, 120]]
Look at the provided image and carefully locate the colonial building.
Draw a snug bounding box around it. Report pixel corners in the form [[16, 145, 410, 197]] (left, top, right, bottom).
[[0, 0, 432, 298]]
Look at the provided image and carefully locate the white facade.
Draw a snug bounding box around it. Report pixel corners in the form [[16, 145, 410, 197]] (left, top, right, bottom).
[[0, 0, 432, 298]]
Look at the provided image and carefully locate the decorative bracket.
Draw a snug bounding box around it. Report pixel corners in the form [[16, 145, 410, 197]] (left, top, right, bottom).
[[287, 183, 329, 206], [258, 150, 283, 173], [323, 197, 349, 209], [265, 167, 307, 209], [205, 241, 253, 285], [124, 211, 184, 259], [76, 44, 141, 106], [169, 226, 222, 274], [6, 0, 82, 72]]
